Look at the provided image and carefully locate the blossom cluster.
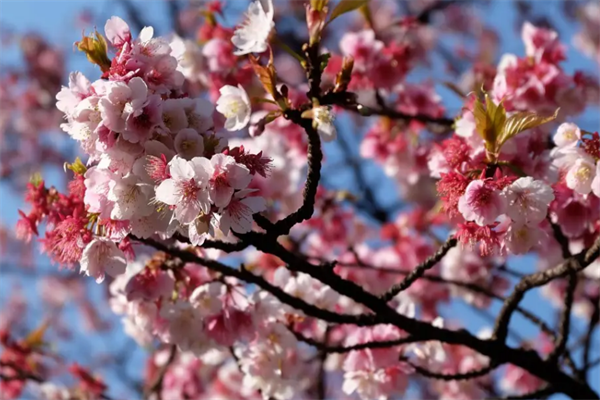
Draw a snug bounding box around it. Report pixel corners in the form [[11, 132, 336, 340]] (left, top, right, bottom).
[[428, 23, 600, 256], [17, 16, 271, 283]]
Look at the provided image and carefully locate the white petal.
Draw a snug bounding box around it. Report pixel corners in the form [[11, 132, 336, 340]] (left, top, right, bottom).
[[155, 179, 180, 205]]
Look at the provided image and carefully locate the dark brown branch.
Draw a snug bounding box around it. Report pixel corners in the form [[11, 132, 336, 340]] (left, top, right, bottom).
[[293, 329, 420, 353], [580, 297, 600, 380], [144, 345, 176, 400], [494, 235, 600, 343], [117, 0, 151, 34], [320, 92, 455, 128], [201, 238, 248, 252], [335, 258, 555, 337], [380, 237, 457, 302], [549, 219, 571, 259], [335, 120, 390, 223], [315, 327, 330, 400], [133, 236, 379, 327], [238, 234, 598, 399], [547, 272, 577, 363], [409, 362, 496, 381], [268, 117, 323, 236]]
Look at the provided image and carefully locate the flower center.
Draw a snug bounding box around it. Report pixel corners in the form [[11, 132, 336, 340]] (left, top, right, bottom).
[[224, 101, 243, 118], [575, 165, 592, 181], [181, 178, 199, 199]]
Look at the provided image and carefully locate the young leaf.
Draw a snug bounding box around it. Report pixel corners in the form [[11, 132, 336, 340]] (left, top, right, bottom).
[[486, 94, 506, 135], [472, 94, 495, 147], [328, 0, 370, 24], [442, 81, 467, 99], [497, 108, 559, 148], [248, 52, 279, 102]]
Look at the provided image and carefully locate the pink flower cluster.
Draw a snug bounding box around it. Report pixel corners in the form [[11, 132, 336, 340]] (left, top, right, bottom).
[[17, 17, 271, 283], [493, 22, 597, 115], [426, 24, 600, 256]]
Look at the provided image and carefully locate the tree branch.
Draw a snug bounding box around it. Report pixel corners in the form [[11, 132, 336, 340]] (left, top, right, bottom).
[[144, 345, 176, 400], [267, 118, 322, 236], [292, 329, 420, 353], [409, 362, 496, 381], [579, 296, 600, 380], [380, 237, 457, 302], [494, 235, 600, 343], [132, 236, 379, 327], [547, 272, 577, 363]]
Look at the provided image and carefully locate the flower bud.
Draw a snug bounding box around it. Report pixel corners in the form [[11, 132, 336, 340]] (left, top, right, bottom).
[[306, 2, 327, 46], [334, 56, 354, 93], [75, 30, 111, 72]]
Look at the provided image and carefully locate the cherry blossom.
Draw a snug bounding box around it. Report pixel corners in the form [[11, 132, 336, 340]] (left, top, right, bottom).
[[458, 179, 506, 226], [312, 105, 337, 142], [219, 190, 266, 234], [554, 122, 581, 148], [80, 238, 127, 283], [565, 157, 596, 195], [205, 154, 252, 208], [592, 162, 600, 197], [231, 0, 274, 55], [155, 156, 211, 224], [216, 84, 251, 131], [502, 177, 554, 225]]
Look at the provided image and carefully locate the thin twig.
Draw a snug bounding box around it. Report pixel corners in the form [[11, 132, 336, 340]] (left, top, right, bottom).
[[293, 329, 420, 354], [380, 237, 457, 302], [580, 297, 600, 380], [144, 345, 177, 400], [409, 362, 496, 381], [494, 236, 600, 343], [547, 272, 577, 363]]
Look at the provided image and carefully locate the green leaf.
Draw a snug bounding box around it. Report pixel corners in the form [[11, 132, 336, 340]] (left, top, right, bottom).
[[251, 97, 278, 105], [319, 52, 332, 72], [472, 95, 495, 146], [248, 51, 280, 102], [65, 157, 87, 175], [497, 108, 559, 149], [29, 172, 43, 186], [273, 35, 304, 63], [498, 161, 527, 177], [328, 0, 370, 23], [441, 81, 467, 99]]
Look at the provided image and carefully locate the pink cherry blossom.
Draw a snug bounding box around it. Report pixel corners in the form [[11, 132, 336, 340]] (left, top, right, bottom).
[[521, 22, 566, 63], [565, 157, 596, 194], [80, 238, 127, 283], [107, 173, 155, 220], [155, 156, 210, 224], [554, 122, 581, 148], [458, 180, 506, 226], [159, 300, 209, 355], [502, 177, 554, 225], [174, 128, 205, 160], [592, 161, 600, 198], [104, 16, 131, 48], [504, 221, 544, 254], [205, 154, 252, 208], [219, 190, 266, 234]]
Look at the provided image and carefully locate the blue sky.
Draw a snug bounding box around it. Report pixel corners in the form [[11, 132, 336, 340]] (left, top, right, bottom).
[[0, 1, 598, 398]]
